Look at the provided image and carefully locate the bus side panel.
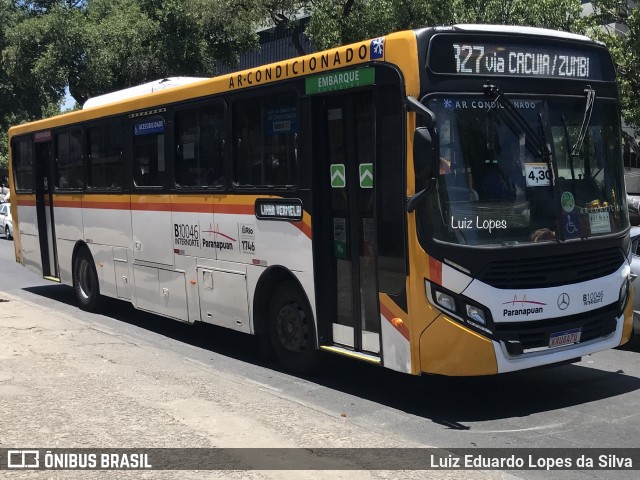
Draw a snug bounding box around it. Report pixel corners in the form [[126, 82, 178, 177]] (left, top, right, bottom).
[[131, 195, 174, 266], [16, 200, 42, 276], [17, 200, 38, 237], [53, 194, 84, 286], [174, 254, 199, 323], [197, 260, 250, 333], [56, 239, 75, 286], [213, 197, 313, 272], [53, 194, 83, 241], [20, 231, 43, 277], [87, 244, 118, 299], [291, 269, 317, 339], [246, 264, 262, 335], [82, 195, 131, 248]]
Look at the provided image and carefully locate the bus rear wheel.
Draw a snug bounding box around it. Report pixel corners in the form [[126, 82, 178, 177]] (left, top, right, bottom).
[[269, 282, 322, 373], [73, 249, 100, 311]]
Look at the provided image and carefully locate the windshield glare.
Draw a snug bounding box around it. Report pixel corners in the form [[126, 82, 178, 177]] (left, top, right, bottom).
[[420, 96, 628, 246]]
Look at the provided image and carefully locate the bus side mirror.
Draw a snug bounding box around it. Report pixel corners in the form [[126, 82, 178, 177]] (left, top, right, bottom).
[[414, 127, 439, 186]]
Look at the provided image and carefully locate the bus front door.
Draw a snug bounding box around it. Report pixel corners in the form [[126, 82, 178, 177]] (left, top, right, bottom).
[[34, 136, 59, 280], [313, 92, 381, 356]]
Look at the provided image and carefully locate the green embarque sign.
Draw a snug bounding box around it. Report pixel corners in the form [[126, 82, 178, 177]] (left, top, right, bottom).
[[306, 67, 375, 94]]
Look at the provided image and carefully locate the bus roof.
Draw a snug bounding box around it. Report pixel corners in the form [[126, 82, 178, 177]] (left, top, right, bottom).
[[82, 77, 209, 109]]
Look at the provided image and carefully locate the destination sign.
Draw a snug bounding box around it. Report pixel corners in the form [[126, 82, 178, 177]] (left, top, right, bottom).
[[254, 198, 303, 221], [428, 36, 609, 80]]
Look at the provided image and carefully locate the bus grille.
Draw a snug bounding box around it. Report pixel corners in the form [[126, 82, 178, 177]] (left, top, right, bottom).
[[478, 247, 625, 289], [494, 303, 619, 356]]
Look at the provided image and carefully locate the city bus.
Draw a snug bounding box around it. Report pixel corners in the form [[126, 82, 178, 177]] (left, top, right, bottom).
[[8, 24, 634, 376]]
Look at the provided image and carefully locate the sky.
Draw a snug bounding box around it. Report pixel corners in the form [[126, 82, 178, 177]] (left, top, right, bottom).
[[61, 86, 76, 112]]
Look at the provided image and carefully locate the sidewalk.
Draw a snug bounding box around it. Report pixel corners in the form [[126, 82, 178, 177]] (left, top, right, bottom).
[[0, 291, 513, 479]]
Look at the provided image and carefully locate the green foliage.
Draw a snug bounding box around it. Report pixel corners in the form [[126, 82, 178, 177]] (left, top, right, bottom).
[[584, 1, 640, 132], [306, 0, 582, 51], [0, 139, 8, 185], [2, 0, 640, 146], [308, 0, 454, 50], [3, 0, 262, 106], [452, 0, 583, 31]]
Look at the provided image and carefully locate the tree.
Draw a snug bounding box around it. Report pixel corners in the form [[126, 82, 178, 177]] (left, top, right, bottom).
[[307, 0, 454, 50], [585, 1, 640, 132], [3, 1, 263, 105], [305, 0, 582, 51], [452, 0, 583, 31]]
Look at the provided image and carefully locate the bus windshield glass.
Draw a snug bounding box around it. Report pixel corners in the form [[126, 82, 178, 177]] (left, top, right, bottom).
[[420, 95, 627, 246]]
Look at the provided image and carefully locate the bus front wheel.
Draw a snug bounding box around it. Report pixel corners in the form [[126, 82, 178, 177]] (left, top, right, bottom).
[[269, 282, 322, 373], [73, 249, 100, 311]]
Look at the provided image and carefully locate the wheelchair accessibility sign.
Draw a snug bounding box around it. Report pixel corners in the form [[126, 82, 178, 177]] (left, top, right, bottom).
[[562, 213, 581, 239]]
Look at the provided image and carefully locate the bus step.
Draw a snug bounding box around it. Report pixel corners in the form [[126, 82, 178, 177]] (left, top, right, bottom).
[[43, 276, 61, 283], [320, 346, 381, 365]]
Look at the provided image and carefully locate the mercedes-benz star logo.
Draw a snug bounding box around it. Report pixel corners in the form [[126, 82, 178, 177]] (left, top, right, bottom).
[[557, 293, 570, 310]]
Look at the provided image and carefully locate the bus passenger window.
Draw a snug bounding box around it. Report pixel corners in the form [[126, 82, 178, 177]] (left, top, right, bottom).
[[175, 104, 225, 188], [55, 129, 84, 190], [133, 117, 165, 188], [12, 137, 34, 192], [87, 123, 123, 190], [233, 91, 298, 187]]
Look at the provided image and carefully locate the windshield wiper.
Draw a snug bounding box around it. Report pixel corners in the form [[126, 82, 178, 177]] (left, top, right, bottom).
[[572, 86, 596, 158], [482, 85, 555, 187], [561, 115, 576, 182]]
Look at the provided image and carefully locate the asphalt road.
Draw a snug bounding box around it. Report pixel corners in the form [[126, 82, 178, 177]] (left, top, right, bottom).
[[1, 237, 640, 480]]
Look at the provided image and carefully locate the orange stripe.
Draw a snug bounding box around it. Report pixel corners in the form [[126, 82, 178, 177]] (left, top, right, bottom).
[[380, 301, 410, 341], [216, 204, 255, 215], [294, 221, 312, 238], [82, 201, 131, 210], [54, 200, 80, 208], [172, 203, 212, 213], [130, 202, 172, 212], [20, 195, 312, 240], [429, 256, 442, 285]]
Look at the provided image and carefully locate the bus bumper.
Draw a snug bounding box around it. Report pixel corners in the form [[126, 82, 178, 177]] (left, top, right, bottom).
[[420, 298, 632, 376]]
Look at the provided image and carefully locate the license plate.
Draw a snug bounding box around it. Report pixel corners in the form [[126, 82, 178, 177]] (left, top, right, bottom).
[[549, 328, 582, 347]]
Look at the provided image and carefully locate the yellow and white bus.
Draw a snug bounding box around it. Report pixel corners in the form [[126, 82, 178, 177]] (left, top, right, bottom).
[[8, 25, 634, 375]]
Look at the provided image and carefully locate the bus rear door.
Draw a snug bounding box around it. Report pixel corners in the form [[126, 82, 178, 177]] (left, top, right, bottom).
[[33, 131, 59, 280]]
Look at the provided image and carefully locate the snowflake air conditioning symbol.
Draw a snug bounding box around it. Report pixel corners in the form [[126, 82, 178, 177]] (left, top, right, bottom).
[[444, 99, 453, 109], [370, 37, 384, 60]]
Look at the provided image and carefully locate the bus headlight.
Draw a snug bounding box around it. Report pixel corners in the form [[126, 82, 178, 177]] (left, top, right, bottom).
[[435, 291, 456, 312], [426, 280, 493, 335], [465, 303, 487, 325], [619, 277, 630, 312]]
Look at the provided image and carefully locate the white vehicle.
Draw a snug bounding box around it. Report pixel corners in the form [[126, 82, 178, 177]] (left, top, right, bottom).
[[0, 203, 12, 240], [7, 25, 635, 376], [629, 227, 640, 336]]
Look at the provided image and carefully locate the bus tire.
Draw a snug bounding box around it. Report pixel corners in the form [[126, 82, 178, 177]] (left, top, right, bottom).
[[269, 281, 322, 373], [73, 249, 100, 312]]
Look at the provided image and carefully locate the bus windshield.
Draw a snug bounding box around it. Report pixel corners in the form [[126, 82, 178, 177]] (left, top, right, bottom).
[[420, 95, 628, 246]]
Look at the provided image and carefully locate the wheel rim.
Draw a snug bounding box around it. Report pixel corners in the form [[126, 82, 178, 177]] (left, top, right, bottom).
[[77, 258, 92, 301], [276, 300, 309, 353]]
